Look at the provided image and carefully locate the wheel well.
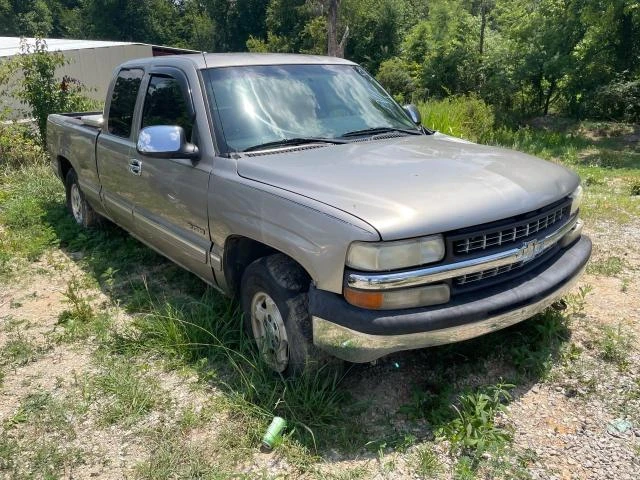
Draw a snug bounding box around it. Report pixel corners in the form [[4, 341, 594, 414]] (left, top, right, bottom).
[[58, 156, 73, 182], [223, 236, 309, 297]]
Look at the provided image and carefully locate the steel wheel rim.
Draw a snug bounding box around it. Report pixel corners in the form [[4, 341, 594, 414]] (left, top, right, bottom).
[[250, 291, 289, 372], [70, 183, 83, 223]]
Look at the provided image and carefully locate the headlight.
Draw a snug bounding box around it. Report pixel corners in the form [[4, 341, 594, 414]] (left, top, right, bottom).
[[569, 185, 583, 216], [346, 234, 445, 271], [344, 283, 450, 310]]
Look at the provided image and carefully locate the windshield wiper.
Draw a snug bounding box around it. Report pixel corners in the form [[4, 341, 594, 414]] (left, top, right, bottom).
[[242, 137, 347, 152], [341, 126, 422, 138]]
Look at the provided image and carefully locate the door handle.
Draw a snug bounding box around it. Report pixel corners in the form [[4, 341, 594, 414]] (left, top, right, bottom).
[[129, 159, 142, 176]]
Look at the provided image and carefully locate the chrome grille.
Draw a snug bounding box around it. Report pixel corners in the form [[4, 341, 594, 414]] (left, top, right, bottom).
[[453, 204, 570, 255], [455, 261, 524, 285]]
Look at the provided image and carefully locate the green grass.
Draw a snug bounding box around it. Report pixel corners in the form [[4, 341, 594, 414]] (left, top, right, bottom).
[[5, 391, 56, 427], [5, 391, 76, 437], [110, 290, 351, 450], [314, 466, 371, 480], [454, 455, 476, 480], [598, 324, 634, 369], [438, 383, 514, 452], [0, 436, 86, 480], [86, 358, 164, 427], [418, 94, 495, 142], [413, 446, 443, 477], [0, 164, 63, 278], [135, 426, 233, 480], [0, 163, 165, 285], [55, 275, 111, 343], [0, 390, 88, 479], [0, 333, 45, 369], [587, 256, 627, 276], [563, 285, 593, 318], [1, 113, 635, 474]]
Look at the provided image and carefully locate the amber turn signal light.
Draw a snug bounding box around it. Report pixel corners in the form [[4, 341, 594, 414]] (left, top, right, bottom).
[[343, 288, 384, 309]]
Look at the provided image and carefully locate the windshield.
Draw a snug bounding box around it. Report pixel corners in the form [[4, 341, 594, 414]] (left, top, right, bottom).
[[204, 64, 418, 152]]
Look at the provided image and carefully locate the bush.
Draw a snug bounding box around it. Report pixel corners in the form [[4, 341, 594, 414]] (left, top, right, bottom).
[[0, 122, 45, 170], [581, 78, 640, 123], [417, 94, 495, 142], [16, 38, 98, 145], [376, 57, 417, 103], [246, 34, 292, 53]]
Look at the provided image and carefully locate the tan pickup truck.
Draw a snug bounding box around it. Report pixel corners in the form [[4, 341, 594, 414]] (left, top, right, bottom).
[[47, 53, 591, 374]]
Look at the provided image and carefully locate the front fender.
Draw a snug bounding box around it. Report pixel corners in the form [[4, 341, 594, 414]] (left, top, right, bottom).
[[209, 158, 379, 293]]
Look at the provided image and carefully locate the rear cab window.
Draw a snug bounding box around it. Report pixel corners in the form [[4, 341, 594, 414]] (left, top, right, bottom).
[[107, 68, 144, 138]]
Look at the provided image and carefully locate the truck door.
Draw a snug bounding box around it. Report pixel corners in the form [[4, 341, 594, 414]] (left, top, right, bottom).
[[96, 67, 144, 230], [131, 68, 214, 284]]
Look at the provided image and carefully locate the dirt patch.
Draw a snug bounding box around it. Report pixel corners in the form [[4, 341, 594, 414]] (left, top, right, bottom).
[[1, 189, 640, 479]]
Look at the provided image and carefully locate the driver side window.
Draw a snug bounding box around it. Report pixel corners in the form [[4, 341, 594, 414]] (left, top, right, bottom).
[[141, 75, 193, 141]]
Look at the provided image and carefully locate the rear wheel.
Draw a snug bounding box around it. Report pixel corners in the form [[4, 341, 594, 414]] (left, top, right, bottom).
[[240, 254, 328, 374], [65, 169, 98, 228]]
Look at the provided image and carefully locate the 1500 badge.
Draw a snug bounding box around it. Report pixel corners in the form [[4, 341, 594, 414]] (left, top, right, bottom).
[[188, 222, 206, 235]]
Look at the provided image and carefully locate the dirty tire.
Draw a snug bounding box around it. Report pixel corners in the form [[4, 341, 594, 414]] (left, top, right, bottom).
[[65, 169, 98, 228], [240, 254, 330, 375]]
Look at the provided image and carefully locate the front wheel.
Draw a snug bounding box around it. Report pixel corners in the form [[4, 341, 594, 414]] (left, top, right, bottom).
[[240, 254, 328, 375]]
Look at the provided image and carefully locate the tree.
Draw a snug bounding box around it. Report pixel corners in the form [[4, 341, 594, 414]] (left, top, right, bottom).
[[326, 0, 348, 56], [247, 0, 321, 53], [401, 1, 482, 98], [16, 38, 95, 143], [342, 0, 405, 71], [0, 0, 638, 121], [0, 0, 53, 36]]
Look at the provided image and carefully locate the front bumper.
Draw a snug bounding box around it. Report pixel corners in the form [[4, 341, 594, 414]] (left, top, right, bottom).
[[310, 235, 591, 363]]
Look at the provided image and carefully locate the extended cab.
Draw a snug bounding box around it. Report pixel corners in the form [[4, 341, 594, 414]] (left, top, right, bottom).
[[47, 53, 591, 373]]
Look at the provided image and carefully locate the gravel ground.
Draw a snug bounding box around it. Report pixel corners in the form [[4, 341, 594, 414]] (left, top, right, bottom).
[[509, 221, 640, 480], [1, 222, 639, 478]]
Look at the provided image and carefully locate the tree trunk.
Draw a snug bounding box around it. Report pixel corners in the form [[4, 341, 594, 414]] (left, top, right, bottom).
[[543, 79, 557, 116], [327, 0, 348, 57], [479, 3, 486, 55]]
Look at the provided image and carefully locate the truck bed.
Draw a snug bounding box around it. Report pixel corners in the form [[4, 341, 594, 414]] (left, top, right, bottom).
[[52, 111, 104, 129], [47, 112, 103, 195]]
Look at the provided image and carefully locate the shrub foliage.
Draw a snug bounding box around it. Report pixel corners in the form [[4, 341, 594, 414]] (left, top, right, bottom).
[[14, 38, 97, 144]]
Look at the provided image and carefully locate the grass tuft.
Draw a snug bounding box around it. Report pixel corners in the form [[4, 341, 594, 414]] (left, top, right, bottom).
[[135, 427, 224, 480], [56, 275, 110, 342], [587, 256, 626, 276], [0, 164, 63, 279], [87, 359, 163, 426], [438, 382, 514, 452], [418, 94, 495, 142], [598, 323, 634, 369], [414, 446, 443, 477], [0, 334, 45, 368], [110, 289, 351, 450]]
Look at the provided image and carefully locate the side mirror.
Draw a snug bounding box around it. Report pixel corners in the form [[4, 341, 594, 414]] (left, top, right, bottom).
[[137, 125, 199, 160], [403, 104, 422, 125]]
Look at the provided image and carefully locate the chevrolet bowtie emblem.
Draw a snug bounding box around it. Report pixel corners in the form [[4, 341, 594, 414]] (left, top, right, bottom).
[[517, 238, 546, 262]]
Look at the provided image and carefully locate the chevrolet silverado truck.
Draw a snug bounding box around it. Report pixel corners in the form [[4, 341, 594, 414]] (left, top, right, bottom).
[[47, 53, 591, 374]]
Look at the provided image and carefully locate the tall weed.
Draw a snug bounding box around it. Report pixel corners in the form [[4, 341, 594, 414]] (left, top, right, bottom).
[[418, 95, 495, 142], [112, 288, 349, 450], [0, 122, 45, 170]]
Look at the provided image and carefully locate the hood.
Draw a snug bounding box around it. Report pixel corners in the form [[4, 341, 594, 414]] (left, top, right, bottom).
[[237, 133, 580, 240]]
